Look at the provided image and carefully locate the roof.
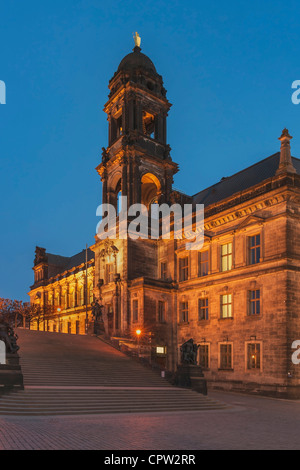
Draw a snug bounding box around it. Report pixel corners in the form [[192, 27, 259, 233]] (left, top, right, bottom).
[[47, 248, 94, 273], [192, 152, 300, 207], [117, 47, 157, 75]]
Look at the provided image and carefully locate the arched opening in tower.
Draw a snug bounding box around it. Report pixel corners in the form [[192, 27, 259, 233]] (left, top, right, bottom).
[[141, 173, 161, 210]]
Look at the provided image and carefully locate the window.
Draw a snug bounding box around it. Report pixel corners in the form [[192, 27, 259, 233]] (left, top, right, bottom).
[[198, 298, 209, 321], [199, 344, 209, 369], [249, 290, 260, 315], [220, 294, 233, 318], [79, 286, 84, 306], [61, 292, 65, 309], [117, 191, 123, 215], [221, 243, 232, 271], [198, 251, 209, 277], [247, 343, 261, 370], [54, 293, 59, 306], [88, 284, 94, 305], [132, 299, 139, 323], [142, 111, 155, 138], [110, 113, 123, 143], [219, 344, 233, 369], [158, 301, 165, 323], [160, 262, 167, 280], [249, 234, 261, 265], [63, 291, 67, 309], [116, 115, 123, 137], [179, 302, 189, 323], [69, 290, 75, 308], [105, 263, 115, 283], [179, 257, 189, 282]]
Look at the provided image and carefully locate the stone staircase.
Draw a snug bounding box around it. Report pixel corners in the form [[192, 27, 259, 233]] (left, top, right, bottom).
[[0, 329, 228, 416]]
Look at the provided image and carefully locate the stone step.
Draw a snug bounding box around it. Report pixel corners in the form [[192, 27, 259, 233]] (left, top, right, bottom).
[[8, 329, 228, 416], [0, 392, 215, 402], [0, 391, 227, 415], [0, 407, 227, 417]]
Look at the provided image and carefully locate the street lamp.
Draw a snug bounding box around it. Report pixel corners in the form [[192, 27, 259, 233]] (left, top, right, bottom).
[[136, 329, 142, 358]]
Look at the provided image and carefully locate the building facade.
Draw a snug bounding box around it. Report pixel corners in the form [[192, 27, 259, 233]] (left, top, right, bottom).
[[29, 247, 95, 335], [29, 39, 300, 398]]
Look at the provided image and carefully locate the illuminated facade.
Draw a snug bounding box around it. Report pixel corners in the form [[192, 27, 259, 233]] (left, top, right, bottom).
[[29, 41, 300, 397], [29, 247, 94, 335]]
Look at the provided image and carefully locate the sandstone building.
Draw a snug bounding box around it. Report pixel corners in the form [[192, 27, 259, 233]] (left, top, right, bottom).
[[29, 39, 300, 398]]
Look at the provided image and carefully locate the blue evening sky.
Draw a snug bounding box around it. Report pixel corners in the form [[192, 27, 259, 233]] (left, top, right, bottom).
[[1, 0, 300, 301]]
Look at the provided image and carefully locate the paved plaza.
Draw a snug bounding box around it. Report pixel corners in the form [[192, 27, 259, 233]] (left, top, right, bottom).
[[0, 391, 300, 450], [1, 329, 299, 451]]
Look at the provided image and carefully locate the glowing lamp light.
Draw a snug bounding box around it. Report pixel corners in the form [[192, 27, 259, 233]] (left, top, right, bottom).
[[136, 329, 142, 336]]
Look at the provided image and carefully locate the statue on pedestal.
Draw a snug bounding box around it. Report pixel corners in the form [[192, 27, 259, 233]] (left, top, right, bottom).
[[0, 322, 19, 354], [91, 300, 104, 335], [180, 339, 199, 365]]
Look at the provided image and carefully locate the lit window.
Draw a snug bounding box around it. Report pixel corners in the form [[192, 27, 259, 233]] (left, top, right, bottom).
[[88, 284, 94, 305], [247, 343, 261, 370], [69, 290, 75, 308], [221, 243, 232, 271], [79, 286, 84, 306], [63, 292, 68, 309], [220, 294, 233, 318], [249, 234, 261, 265]]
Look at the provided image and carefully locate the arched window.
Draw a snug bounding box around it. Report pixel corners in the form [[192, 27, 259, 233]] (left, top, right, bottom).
[[142, 111, 155, 138], [141, 173, 161, 209]]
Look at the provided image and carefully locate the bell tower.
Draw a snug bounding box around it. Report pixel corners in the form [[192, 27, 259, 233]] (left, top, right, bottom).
[[93, 35, 179, 338], [96, 33, 178, 211]]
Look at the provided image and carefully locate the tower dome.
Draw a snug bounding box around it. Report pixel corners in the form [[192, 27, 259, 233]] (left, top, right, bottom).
[[117, 46, 157, 75]]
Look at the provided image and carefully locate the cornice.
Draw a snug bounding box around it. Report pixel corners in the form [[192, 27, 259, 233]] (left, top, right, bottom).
[[202, 173, 300, 224], [203, 182, 300, 231]]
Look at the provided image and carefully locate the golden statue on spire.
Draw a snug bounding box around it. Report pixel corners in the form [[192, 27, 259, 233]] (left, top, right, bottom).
[[133, 32, 141, 48]]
